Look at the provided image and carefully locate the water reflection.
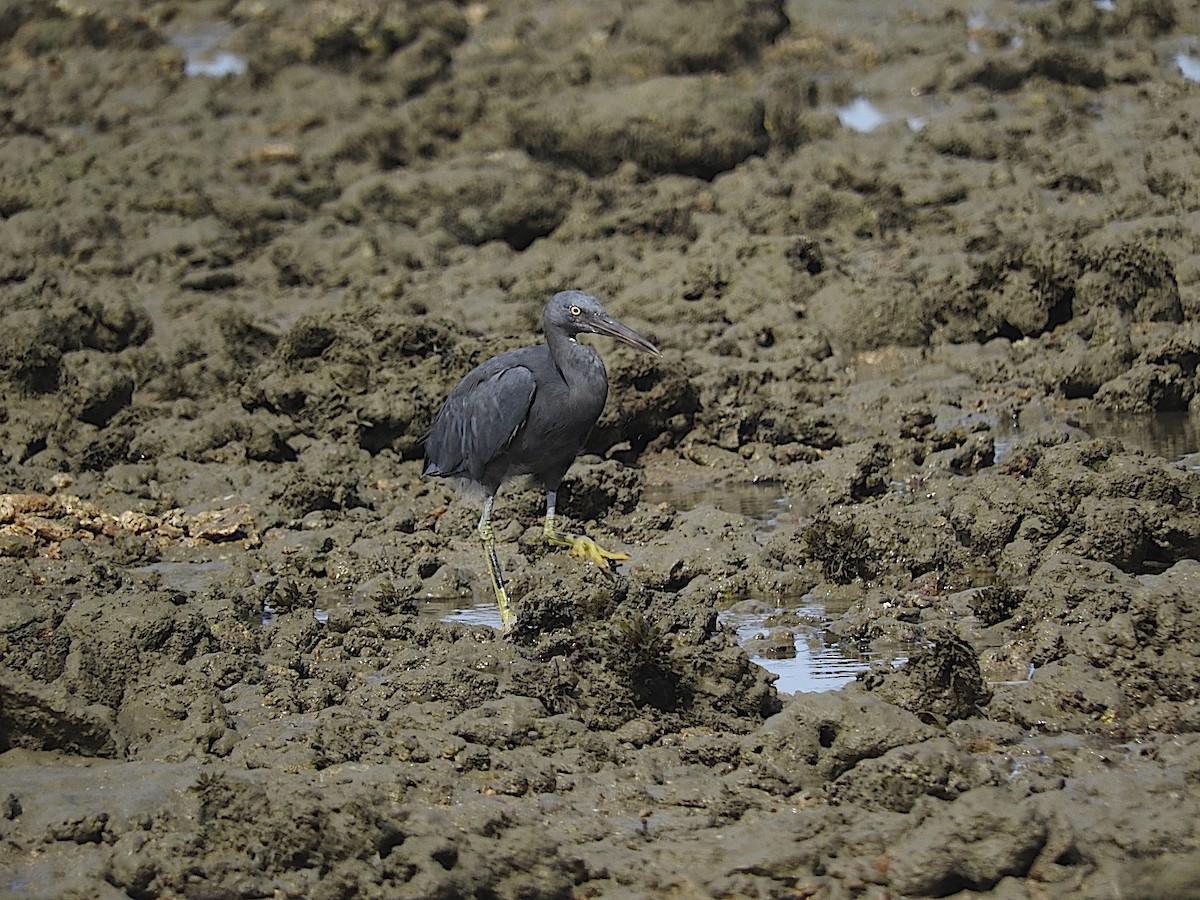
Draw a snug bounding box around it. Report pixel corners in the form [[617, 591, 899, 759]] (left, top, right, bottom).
[[836, 97, 887, 133], [720, 597, 910, 694], [1078, 409, 1200, 466], [1176, 52, 1200, 82], [429, 595, 910, 694], [428, 598, 503, 628], [982, 408, 1199, 469], [130, 559, 231, 591], [169, 24, 247, 78], [642, 479, 790, 526]]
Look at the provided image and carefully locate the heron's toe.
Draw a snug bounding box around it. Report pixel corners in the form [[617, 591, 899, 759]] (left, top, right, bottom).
[[567, 536, 630, 569]]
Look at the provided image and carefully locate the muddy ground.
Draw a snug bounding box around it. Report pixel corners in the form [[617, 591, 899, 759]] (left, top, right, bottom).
[[2, 0, 1200, 897]]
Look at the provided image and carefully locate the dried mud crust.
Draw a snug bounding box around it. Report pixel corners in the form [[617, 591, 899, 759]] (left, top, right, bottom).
[[2, 0, 1200, 897]]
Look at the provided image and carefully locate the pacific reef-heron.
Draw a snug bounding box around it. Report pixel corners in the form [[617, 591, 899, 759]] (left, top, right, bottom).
[[422, 290, 659, 629]]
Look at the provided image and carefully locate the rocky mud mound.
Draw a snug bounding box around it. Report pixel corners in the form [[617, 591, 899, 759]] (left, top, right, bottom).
[[2, 0, 1200, 897]]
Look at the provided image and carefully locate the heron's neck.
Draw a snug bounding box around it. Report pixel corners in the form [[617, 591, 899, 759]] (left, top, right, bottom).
[[547, 332, 606, 394]]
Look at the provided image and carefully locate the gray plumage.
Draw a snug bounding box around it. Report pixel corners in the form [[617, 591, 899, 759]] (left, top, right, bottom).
[[421, 290, 659, 630], [423, 290, 657, 496]]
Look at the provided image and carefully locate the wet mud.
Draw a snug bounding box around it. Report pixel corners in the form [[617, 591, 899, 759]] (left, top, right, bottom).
[[2, 0, 1200, 897]]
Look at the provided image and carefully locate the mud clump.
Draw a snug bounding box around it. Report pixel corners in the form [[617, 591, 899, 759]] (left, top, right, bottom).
[[510, 575, 780, 733], [513, 77, 770, 179], [857, 629, 993, 725]]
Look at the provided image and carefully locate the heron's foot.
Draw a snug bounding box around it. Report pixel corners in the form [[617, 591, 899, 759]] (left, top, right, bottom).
[[493, 582, 515, 633], [546, 529, 630, 571]]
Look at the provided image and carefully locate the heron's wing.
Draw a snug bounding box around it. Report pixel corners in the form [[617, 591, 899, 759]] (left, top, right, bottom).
[[424, 363, 536, 482]]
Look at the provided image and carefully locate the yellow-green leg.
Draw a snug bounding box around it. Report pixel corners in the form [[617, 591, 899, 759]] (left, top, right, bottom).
[[478, 494, 514, 631], [542, 490, 629, 570]]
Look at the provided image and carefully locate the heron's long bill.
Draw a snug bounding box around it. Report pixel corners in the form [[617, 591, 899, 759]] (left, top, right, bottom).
[[591, 315, 660, 356]]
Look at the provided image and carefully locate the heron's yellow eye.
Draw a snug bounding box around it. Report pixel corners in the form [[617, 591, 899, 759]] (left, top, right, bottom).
[[570, 305, 581, 316]]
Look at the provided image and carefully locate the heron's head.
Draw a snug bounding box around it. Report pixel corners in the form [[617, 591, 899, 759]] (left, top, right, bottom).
[[545, 290, 659, 355]]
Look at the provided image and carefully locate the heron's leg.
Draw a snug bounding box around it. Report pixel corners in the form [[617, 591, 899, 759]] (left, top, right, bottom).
[[542, 489, 630, 571], [478, 493, 514, 630]]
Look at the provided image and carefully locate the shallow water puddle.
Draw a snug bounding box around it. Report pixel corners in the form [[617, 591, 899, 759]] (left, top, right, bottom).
[[949, 408, 1199, 470], [1175, 51, 1200, 82], [429, 595, 909, 694], [1078, 409, 1200, 467], [131, 559, 232, 592], [720, 595, 907, 696], [430, 598, 506, 629], [169, 24, 247, 77], [836, 97, 887, 133], [642, 478, 792, 527]]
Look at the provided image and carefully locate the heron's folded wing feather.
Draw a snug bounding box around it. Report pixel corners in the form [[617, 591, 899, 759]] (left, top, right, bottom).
[[463, 366, 536, 477], [424, 364, 535, 481]]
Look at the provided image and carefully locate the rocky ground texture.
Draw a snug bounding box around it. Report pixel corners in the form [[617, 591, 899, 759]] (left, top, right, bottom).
[[2, 0, 1200, 897]]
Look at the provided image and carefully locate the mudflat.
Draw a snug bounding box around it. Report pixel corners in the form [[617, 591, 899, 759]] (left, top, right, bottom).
[[2, 1, 1199, 897]]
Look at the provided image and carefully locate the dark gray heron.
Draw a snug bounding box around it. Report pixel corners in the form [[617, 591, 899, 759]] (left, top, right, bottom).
[[422, 290, 659, 629]]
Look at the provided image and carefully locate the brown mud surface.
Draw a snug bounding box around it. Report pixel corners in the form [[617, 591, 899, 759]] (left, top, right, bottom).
[[3, 0, 1200, 897]]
